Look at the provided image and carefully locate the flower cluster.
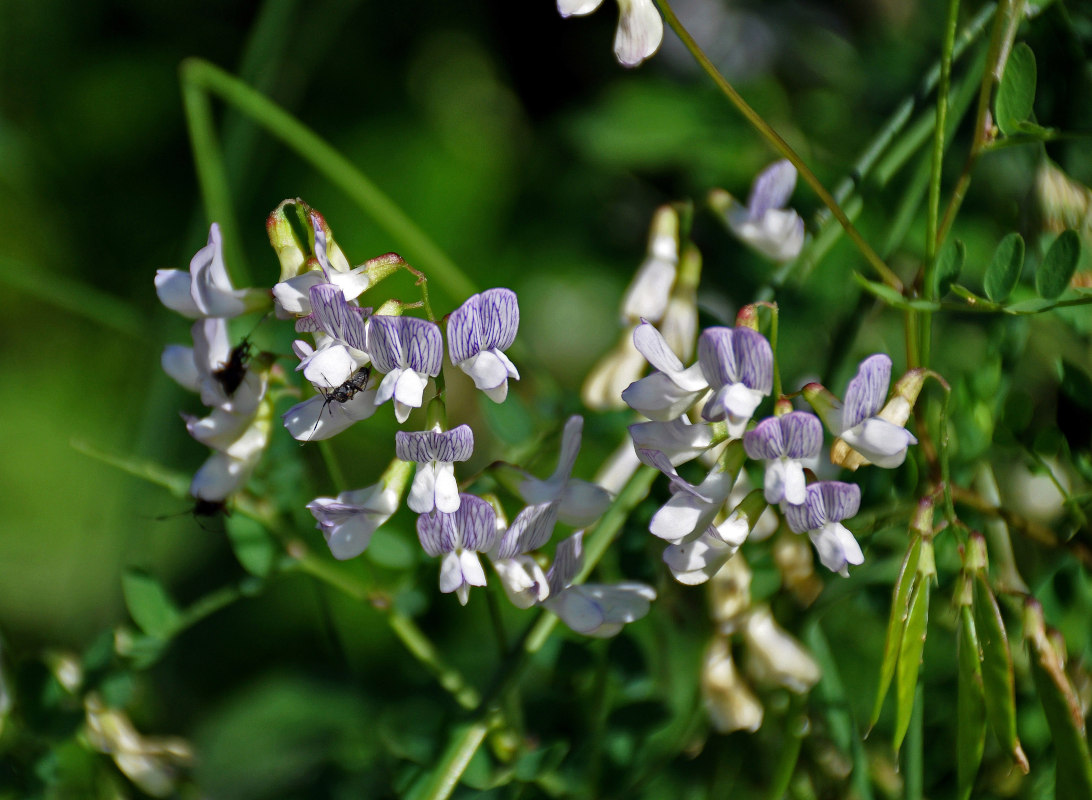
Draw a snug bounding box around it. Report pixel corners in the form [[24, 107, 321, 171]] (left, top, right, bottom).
[[156, 224, 274, 507], [156, 200, 654, 638], [603, 189, 920, 581]]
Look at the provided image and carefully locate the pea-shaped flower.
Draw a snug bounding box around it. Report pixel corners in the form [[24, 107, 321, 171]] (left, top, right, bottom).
[[370, 315, 443, 423], [447, 288, 520, 403], [712, 160, 805, 262], [743, 412, 823, 506], [417, 494, 499, 605], [543, 532, 656, 638], [155, 223, 268, 319], [784, 482, 863, 576], [395, 425, 474, 514], [308, 479, 404, 561], [621, 322, 709, 422], [698, 326, 773, 436]]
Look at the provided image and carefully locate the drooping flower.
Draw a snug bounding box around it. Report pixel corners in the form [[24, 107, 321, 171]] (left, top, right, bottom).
[[620, 205, 679, 324], [543, 531, 656, 637], [447, 288, 520, 403], [490, 504, 554, 609], [395, 425, 475, 514], [743, 411, 823, 506], [155, 223, 269, 319], [282, 369, 378, 442], [162, 318, 264, 411], [701, 636, 764, 733], [188, 398, 273, 503], [660, 484, 767, 585], [557, 0, 664, 68], [711, 160, 805, 261], [369, 315, 444, 423], [416, 493, 499, 605], [741, 606, 820, 693], [621, 322, 709, 421], [697, 326, 773, 436], [784, 481, 863, 576], [517, 416, 611, 527], [806, 354, 919, 469], [629, 416, 718, 468], [307, 461, 410, 560]]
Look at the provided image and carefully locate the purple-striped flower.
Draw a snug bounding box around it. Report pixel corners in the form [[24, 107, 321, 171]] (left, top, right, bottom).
[[646, 459, 736, 544], [698, 326, 774, 436], [308, 482, 402, 560], [370, 315, 443, 423], [543, 532, 656, 637], [155, 223, 269, 319], [621, 322, 709, 421], [716, 161, 805, 262], [395, 425, 474, 514], [294, 283, 371, 389], [839, 355, 918, 468], [490, 503, 556, 608], [743, 412, 823, 506], [447, 288, 520, 403], [784, 482, 863, 576], [417, 494, 499, 605]]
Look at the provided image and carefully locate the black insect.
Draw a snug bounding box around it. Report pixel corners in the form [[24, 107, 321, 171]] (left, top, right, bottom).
[[212, 337, 253, 397], [154, 497, 229, 531], [310, 367, 372, 437]]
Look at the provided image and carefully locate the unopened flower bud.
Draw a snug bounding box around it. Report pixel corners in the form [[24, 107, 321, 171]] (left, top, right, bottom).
[[701, 636, 763, 733]]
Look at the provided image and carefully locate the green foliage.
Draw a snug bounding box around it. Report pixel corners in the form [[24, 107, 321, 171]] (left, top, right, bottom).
[[1036, 230, 1082, 299], [985, 232, 1026, 303], [996, 43, 1037, 136]]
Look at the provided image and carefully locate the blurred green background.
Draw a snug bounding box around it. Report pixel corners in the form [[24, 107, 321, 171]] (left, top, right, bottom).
[[2, 0, 1091, 795]]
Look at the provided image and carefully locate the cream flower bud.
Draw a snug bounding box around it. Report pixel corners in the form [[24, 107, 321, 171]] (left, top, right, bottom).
[[741, 606, 821, 693], [701, 636, 763, 734]]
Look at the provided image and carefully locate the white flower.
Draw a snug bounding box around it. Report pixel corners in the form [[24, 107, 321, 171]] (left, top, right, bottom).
[[701, 636, 763, 733], [621, 205, 679, 324], [417, 494, 499, 605], [370, 315, 443, 424], [784, 482, 863, 576], [395, 425, 475, 514], [741, 606, 820, 693], [447, 288, 520, 402], [518, 416, 611, 527], [271, 210, 370, 316], [621, 322, 709, 422], [557, 0, 664, 68], [543, 532, 656, 637], [714, 160, 805, 261], [155, 223, 268, 319], [308, 479, 403, 560]]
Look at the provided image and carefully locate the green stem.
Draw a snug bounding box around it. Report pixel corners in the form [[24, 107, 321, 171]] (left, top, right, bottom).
[[180, 71, 250, 285], [920, 0, 962, 368], [294, 552, 480, 710], [655, 0, 903, 291], [762, 698, 807, 800], [905, 686, 925, 800], [179, 58, 477, 303], [936, 0, 1028, 245]]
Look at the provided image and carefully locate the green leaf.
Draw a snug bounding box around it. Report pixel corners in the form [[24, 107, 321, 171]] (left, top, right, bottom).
[[932, 239, 965, 298], [225, 515, 277, 577], [957, 606, 987, 800], [1036, 230, 1082, 299], [852, 272, 940, 312], [894, 577, 929, 753], [984, 233, 1025, 303], [996, 43, 1037, 136], [870, 535, 923, 732], [973, 577, 1028, 771], [121, 570, 181, 640], [1026, 606, 1092, 800], [1004, 297, 1058, 314]]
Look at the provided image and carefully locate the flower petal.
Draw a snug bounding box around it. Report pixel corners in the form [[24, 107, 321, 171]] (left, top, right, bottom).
[[842, 354, 892, 430], [613, 0, 663, 67], [747, 160, 798, 219]]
